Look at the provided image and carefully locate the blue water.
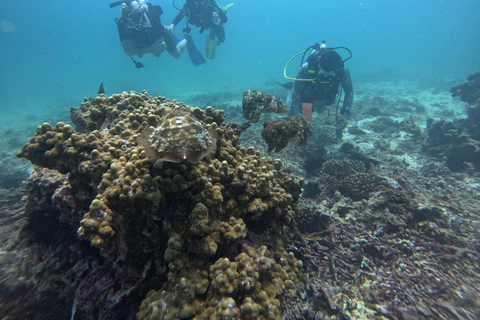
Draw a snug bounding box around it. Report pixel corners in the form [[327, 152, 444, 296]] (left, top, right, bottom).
[[1, 0, 479, 116]]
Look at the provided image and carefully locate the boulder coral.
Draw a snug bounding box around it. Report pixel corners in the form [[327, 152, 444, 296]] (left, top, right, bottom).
[[16, 91, 305, 319]]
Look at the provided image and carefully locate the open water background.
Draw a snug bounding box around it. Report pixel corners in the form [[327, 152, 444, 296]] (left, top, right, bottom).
[[0, 0, 479, 116]]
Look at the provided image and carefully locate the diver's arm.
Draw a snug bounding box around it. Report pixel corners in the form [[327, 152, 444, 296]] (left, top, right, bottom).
[[293, 64, 309, 96], [287, 64, 309, 115], [169, 9, 185, 30], [341, 68, 354, 111], [149, 4, 163, 18], [212, 1, 228, 23]]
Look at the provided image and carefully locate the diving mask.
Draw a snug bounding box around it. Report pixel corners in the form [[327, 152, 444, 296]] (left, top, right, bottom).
[[124, 0, 151, 30]]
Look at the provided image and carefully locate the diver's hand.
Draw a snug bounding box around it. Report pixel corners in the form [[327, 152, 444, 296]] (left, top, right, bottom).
[[212, 12, 221, 25], [164, 24, 175, 33], [340, 106, 351, 118]]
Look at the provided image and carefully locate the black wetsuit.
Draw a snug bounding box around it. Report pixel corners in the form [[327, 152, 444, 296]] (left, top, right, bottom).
[[171, 0, 227, 43], [116, 4, 177, 53], [287, 52, 354, 115]]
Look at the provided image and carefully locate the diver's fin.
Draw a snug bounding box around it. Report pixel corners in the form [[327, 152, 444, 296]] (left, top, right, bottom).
[[98, 83, 105, 95], [222, 3, 234, 12], [206, 32, 217, 59], [275, 81, 294, 90], [109, 1, 125, 8], [185, 34, 206, 66], [131, 57, 145, 69]]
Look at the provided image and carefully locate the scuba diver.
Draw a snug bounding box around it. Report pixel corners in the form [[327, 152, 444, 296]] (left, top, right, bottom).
[[285, 41, 354, 138], [166, 0, 230, 59], [110, 0, 205, 67]]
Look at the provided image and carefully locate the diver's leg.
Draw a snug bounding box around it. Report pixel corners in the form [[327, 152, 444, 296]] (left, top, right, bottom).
[[213, 25, 225, 44], [121, 40, 141, 56], [150, 39, 166, 57], [313, 100, 326, 113], [171, 39, 187, 58], [300, 86, 315, 120], [301, 103, 313, 121], [165, 35, 187, 58]]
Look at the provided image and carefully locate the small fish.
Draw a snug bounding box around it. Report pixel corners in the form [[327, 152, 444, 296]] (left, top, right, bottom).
[[98, 83, 105, 95]]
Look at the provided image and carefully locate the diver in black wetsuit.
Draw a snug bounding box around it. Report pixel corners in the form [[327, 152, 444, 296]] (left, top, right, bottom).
[[287, 42, 354, 138], [114, 0, 188, 67], [166, 0, 228, 58]]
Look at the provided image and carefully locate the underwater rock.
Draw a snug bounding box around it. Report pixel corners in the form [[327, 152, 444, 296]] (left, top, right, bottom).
[[466, 102, 480, 141], [367, 116, 400, 133], [261, 116, 313, 152], [450, 71, 480, 104], [241, 90, 289, 123], [422, 119, 480, 172], [319, 159, 389, 201], [421, 79, 480, 172], [399, 116, 423, 137], [138, 106, 218, 167]]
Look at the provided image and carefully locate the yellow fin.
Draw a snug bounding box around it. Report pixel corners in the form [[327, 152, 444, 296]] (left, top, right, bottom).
[[206, 33, 217, 59], [222, 3, 234, 11]]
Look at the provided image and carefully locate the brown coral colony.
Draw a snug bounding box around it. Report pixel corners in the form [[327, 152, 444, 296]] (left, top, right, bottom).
[[16, 91, 305, 320]]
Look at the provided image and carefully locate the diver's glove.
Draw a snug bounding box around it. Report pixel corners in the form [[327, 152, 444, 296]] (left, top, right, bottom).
[[340, 106, 351, 118], [165, 24, 175, 33]]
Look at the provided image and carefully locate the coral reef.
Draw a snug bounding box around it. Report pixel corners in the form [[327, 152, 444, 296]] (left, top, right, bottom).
[[241, 90, 289, 123], [450, 71, 480, 104], [5, 77, 480, 320], [422, 119, 480, 172], [261, 116, 313, 152], [283, 223, 479, 320], [319, 159, 387, 201], [414, 74, 480, 172], [281, 147, 480, 319], [13, 91, 305, 320], [138, 245, 302, 320]]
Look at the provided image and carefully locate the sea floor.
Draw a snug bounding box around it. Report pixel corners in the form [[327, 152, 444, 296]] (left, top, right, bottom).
[[1, 78, 479, 319]]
